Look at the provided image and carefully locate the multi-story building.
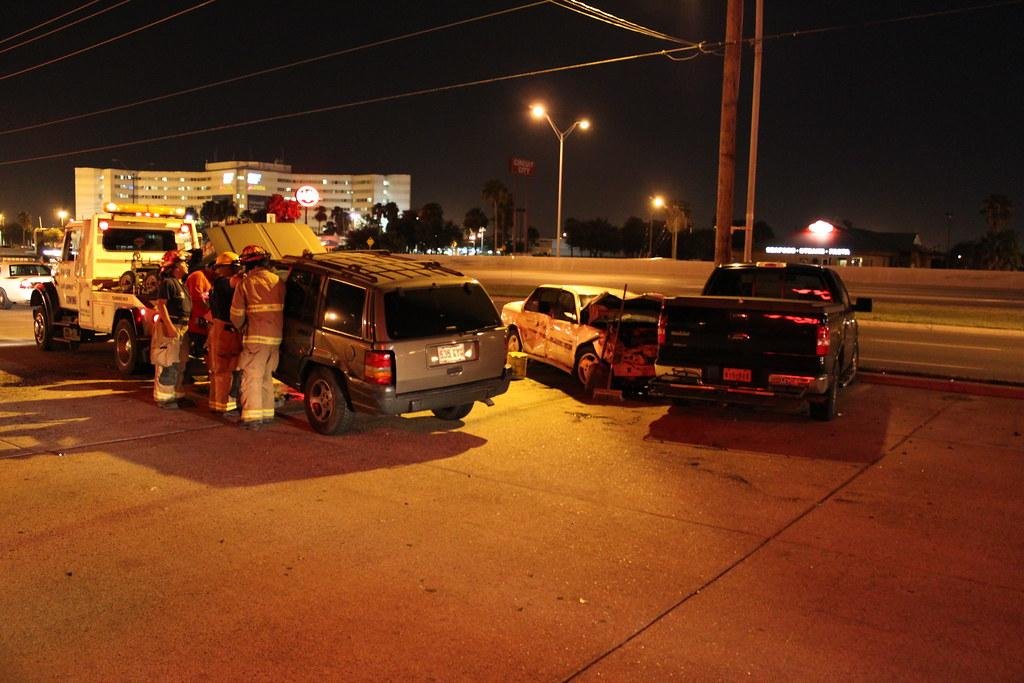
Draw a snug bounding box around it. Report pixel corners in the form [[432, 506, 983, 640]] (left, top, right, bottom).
[[74, 160, 411, 221]]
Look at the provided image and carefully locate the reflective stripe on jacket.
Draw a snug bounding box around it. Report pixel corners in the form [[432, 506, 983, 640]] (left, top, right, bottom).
[[230, 267, 285, 346]]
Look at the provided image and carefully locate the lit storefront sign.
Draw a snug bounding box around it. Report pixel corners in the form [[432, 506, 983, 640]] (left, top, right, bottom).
[[295, 185, 320, 207], [765, 246, 852, 256]]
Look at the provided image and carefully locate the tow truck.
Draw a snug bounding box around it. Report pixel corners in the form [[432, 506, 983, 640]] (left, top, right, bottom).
[[31, 202, 200, 374]]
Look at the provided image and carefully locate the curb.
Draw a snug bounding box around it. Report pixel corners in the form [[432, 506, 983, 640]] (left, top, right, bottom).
[[860, 372, 1024, 400]]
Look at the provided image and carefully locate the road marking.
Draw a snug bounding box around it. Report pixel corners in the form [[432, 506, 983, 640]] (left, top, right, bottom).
[[861, 357, 984, 370], [869, 338, 1002, 351]]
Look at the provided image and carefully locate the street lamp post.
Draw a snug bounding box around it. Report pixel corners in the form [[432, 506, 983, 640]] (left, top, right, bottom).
[[530, 103, 590, 258], [648, 195, 665, 258], [479, 227, 486, 254]]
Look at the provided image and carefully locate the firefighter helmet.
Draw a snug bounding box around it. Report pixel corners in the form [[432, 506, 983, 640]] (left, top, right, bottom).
[[239, 244, 270, 266], [160, 249, 187, 268], [215, 251, 240, 267]]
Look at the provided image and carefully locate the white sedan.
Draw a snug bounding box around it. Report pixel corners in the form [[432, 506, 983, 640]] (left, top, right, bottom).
[[501, 284, 662, 388], [0, 260, 53, 309]]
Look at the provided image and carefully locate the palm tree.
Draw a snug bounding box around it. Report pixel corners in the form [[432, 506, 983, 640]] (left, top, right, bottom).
[[314, 205, 328, 233], [481, 180, 510, 252], [980, 194, 1013, 234]]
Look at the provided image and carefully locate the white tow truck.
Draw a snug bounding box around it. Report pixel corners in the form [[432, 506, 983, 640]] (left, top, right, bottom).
[[31, 203, 200, 374]]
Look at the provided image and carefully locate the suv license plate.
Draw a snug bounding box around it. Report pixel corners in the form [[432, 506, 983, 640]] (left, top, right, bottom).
[[723, 367, 751, 382], [433, 342, 469, 366]]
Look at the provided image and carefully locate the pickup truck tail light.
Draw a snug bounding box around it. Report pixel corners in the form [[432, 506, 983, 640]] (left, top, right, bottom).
[[816, 325, 830, 356], [365, 350, 394, 386], [657, 310, 667, 346]]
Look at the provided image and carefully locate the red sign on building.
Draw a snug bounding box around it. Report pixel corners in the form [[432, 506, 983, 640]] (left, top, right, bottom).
[[509, 157, 535, 176]]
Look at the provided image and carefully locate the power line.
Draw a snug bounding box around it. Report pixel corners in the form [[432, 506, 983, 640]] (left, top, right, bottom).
[[0, 44, 704, 166], [0, 0, 549, 136], [0, 0, 133, 56], [0, 0, 217, 82], [0, 0, 106, 46], [551, 0, 697, 45]]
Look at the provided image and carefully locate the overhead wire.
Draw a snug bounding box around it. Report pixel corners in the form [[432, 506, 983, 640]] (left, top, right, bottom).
[[0, 0, 106, 46], [0, 44, 704, 166], [549, 0, 696, 45], [0, 0, 134, 56], [0, 0, 217, 82], [0, 0, 549, 136]]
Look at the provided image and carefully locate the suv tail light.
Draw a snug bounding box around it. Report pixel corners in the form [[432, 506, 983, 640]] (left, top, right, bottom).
[[816, 325, 830, 356], [365, 350, 394, 386]]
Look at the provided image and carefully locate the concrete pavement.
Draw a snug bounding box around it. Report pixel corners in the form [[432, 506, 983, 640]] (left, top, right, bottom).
[[0, 341, 1022, 681]]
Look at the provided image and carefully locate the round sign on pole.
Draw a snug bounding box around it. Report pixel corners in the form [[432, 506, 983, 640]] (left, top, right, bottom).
[[295, 185, 320, 207]]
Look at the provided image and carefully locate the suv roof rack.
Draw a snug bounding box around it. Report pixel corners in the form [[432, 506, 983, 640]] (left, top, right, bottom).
[[282, 251, 465, 283]]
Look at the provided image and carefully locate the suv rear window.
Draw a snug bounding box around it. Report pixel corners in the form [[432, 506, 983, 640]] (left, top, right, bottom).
[[384, 284, 501, 339]]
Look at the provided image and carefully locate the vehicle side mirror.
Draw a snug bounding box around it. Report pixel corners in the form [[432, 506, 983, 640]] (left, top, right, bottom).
[[853, 297, 872, 313]]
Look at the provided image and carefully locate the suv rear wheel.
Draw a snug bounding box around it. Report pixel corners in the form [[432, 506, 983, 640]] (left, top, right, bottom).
[[304, 366, 355, 435], [432, 403, 473, 421]]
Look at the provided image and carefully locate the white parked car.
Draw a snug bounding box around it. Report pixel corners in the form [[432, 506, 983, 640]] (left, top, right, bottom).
[[0, 257, 54, 309], [501, 284, 662, 388]]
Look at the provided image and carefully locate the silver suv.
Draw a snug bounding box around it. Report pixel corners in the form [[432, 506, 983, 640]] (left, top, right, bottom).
[[274, 251, 511, 434]]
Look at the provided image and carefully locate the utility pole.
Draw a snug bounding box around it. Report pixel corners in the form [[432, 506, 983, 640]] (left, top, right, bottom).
[[714, 0, 744, 265], [742, 0, 764, 263]]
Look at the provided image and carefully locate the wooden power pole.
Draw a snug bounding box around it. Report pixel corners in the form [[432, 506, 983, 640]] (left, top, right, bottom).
[[714, 0, 744, 265]]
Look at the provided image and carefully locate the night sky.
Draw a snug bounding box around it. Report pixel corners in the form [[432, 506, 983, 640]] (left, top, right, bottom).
[[1, 0, 1021, 249]]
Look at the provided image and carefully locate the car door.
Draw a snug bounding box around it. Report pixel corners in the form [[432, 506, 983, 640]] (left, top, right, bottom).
[[546, 289, 580, 369], [276, 267, 322, 387], [519, 287, 560, 358]]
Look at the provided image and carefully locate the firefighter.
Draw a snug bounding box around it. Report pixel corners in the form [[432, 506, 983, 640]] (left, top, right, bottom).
[[230, 244, 284, 430], [151, 249, 194, 409], [205, 251, 242, 414], [183, 250, 215, 383]]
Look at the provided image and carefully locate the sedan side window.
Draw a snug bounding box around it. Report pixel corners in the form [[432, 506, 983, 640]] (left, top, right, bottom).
[[555, 290, 577, 322]]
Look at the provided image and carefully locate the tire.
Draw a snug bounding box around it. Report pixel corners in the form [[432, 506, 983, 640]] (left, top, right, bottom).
[[114, 318, 143, 375], [33, 307, 54, 351], [809, 375, 838, 421], [0, 288, 12, 310], [432, 403, 473, 421], [303, 366, 355, 435], [506, 328, 523, 353], [573, 344, 601, 387]]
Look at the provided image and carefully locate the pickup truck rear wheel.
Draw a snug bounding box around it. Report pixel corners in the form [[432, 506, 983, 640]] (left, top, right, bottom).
[[114, 319, 144, 375], [33, 307, 55, 351], [574, 344, 601, 387], [809, 376, 838, 421], [303, 366, 355, 435], [840, 346, 859, 388], [432, 403, 473, 421]]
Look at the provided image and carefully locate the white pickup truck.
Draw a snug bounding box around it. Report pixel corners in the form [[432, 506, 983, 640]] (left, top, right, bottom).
[[500, 284, 662, 389]]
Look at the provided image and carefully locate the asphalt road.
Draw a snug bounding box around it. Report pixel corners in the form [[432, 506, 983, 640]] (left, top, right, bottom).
[[1, 335, 1022, 680]]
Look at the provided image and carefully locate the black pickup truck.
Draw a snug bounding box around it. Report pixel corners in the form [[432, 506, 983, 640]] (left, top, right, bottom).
[[647, 263, 872, 420]]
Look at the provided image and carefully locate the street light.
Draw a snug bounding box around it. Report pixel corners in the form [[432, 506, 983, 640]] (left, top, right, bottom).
[[530, 103, 590, 258], [648, 195, 665, 257], [478, 227, 486, 254], [57, 209, 69, 227]]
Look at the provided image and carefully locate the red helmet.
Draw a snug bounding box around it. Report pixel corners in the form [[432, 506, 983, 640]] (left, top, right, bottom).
[[239, 244, 270, 266], [160, 249, 187, 268]]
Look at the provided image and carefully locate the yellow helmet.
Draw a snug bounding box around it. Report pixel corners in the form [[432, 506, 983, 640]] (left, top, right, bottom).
[[215, 251, 239, 266]]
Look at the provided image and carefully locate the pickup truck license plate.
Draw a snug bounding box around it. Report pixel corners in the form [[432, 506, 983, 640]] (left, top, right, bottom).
[[723, 367, 751, 382], [435, 343, 467, 365]]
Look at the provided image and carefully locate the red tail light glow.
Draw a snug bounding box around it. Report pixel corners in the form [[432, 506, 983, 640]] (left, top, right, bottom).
[[657, 310, 667, 346], [365, 350, 394, 385], [816, 325, 830, 356]]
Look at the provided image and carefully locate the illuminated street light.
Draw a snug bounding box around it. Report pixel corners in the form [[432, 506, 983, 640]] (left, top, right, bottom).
[[56, 209, 69, 227], [808, 219, 835, 235], [648, 195, 665, 257], [530, 103, 591, 258]]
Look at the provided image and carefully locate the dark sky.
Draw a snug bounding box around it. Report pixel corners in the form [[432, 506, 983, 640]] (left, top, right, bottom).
[[1, 0, 1021, 248]]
